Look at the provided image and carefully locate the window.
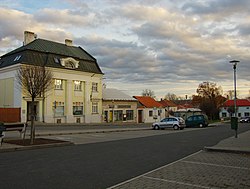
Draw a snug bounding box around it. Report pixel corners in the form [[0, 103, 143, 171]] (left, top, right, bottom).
[[73, 106, 83, 115], [158, 109, 162, 116], [149, 110, 153, 117], [74, 81, 82, 91], [14, 55, 22, 61], [65, 61, 75, 69], [197, 116, 203, 120], [114, 110, 123, 121], [54, 57, 60, 64], [92, 82, 98, 92], [126, 110, 134, 120], [55, 79, 63, 90], [238, 113, 241, 117], [54, 106, 64, 117], [92, 102, 98, 113]]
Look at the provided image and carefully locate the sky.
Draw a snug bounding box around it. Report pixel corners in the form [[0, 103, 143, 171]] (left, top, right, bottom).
[[1, 0, 250, 100]]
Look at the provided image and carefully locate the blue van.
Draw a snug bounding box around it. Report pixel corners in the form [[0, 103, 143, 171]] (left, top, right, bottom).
[[185, 114, 209, 128]]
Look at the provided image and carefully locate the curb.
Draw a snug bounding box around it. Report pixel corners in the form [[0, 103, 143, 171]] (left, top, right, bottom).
[[0, 141, 74, 153], [204, 146, 250, 154], [35, 128, 151, 137]]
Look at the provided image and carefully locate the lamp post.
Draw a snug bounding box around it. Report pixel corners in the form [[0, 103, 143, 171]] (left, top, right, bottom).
[[229, 60, 239, 138]]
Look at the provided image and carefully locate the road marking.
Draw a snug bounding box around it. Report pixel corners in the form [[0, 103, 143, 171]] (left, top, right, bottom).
[[182, 160, 250, 170], [142, 175, 211, 189], [107, 150, 203, 189]]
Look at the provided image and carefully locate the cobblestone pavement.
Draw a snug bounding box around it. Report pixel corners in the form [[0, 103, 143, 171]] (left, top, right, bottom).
[[109, 151, 250, 189]]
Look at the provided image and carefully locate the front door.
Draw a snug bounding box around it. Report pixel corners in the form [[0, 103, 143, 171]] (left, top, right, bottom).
[[27, 101, 39, 121], [138, 110, 143, 123]]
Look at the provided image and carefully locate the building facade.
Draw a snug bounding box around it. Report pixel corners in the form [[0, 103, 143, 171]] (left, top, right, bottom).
[[102, 88, 138, 123], [219, 99, 250, 119], [133, 96, 165, 123], [0, 31, 103, 123]]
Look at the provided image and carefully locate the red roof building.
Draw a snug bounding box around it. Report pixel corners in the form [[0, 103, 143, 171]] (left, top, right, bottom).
[[133, 96, 165, 123], [223, 99, 250, 107], [133, 96, 163, 108], [159, 99, 177, 108], [220, 99, 250, 118]]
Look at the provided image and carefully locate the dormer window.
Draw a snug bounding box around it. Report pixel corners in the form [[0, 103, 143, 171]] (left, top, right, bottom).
[[54, 57, 60, 64], [60, 57, 79, 69], [14, 55, 22, 62], [65, 61, 75, 69]]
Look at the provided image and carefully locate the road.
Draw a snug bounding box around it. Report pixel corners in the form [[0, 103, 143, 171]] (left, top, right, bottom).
[[0, 123, 249, 189]]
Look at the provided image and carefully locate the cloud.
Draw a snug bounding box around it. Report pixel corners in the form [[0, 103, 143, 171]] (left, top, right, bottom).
[[0, 1, 250, 98], [34, 8, 95, 27]]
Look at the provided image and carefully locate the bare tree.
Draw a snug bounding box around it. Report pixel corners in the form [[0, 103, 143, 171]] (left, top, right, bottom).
[[16, 65, 53, 144], [164, 93, 178, 101], [142, 89, 155, 98], [226, 90, 240, 100]]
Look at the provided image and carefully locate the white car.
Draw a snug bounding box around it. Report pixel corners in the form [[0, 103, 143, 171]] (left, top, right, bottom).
[[152, 117, 185, 130]]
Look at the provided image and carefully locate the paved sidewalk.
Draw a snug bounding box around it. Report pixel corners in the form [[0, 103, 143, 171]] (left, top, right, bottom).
[[0, 124, 151, 152], [109, 151, 250, 189], [109, 130, 250, 189], [204, 130, 250, 154]]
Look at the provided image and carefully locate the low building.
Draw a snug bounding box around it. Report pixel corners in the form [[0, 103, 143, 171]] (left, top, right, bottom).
[[174, 108, 202, 120], [133, 96, 165, 123], [102, 88, 137, 123], [159, 99, 177, 117], [220, 99, 250, 119], [0, 31, 103, 123]]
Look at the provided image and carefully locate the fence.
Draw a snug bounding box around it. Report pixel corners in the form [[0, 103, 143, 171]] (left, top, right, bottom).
[[0, 108, 21, 123]]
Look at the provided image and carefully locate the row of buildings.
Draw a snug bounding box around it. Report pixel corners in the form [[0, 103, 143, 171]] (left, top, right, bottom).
[[0, 31, 249, 123]]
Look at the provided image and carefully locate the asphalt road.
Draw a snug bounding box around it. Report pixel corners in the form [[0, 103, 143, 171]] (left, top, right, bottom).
[[0, 123, 249, 189]]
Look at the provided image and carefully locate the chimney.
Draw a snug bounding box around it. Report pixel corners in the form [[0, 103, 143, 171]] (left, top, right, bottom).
[[65, 39, 73, 46], [24, 31, 37, 45]]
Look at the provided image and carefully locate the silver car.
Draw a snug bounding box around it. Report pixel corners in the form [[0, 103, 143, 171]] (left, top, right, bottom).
[[152, 117, 185, 130]]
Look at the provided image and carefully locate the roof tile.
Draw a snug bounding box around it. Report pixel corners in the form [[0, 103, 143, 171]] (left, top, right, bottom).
[[133, 96, 163, 108], [223, 99, 250, 107]]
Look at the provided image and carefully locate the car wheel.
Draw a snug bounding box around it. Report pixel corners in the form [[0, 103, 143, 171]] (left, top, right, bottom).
[[199, 123, 203, 128], [173, 125, 179, 130], [154, 125, 160, 130]]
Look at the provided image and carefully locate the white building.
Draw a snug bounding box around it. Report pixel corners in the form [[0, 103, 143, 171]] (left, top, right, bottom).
[[133, 96, 165, 123], [0, 31, 103, 123], [220, 99, 250, 119]]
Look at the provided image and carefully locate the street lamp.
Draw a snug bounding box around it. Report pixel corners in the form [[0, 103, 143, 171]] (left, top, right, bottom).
[[229, 60, 239, 138]]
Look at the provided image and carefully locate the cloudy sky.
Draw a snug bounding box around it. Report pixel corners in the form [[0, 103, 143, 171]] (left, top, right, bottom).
[[1, 0, 250, 99]]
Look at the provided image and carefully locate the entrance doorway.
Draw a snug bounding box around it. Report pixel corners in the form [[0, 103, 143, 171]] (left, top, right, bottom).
[[138, 110, 143, 123], [27, 101, 39, 121]]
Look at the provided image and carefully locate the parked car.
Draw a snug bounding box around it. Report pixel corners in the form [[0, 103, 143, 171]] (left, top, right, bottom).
[[239, 117, 250, 123], [185, 114, 208, 128], [152, 117, 185, 130]]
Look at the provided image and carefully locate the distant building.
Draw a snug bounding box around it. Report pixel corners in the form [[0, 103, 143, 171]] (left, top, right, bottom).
[[220, 99, 250, 119], [0, 31, 103, 123], [133, 96, 165, 123], [174, 108, 202, 120], [102, 88, 137, 123], [158, 99, 177, 117]]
